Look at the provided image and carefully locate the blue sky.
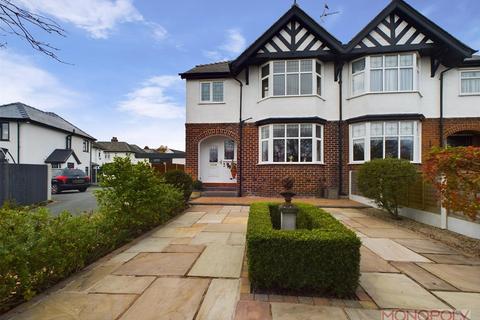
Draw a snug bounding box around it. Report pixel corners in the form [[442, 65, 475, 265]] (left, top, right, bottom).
[[1, 0, 479, 150]]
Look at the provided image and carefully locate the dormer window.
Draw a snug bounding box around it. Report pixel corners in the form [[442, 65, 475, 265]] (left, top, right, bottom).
[[260, 59, 322, 99], [351, 53, 418, 97]]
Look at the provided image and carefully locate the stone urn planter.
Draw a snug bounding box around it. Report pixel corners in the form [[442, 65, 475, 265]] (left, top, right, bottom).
[[279, 176, 298, 230]]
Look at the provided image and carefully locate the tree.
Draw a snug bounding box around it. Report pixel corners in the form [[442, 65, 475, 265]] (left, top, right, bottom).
[[423, 146, 480, 220], [0, 0, 65, 61], [357, 158, 418, 219]]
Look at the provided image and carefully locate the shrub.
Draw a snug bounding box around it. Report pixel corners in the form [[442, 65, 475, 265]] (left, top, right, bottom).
[[357, 158, 418, 219], [163, 170, 194, 202], [423, 146, 480, 220], [0, 158, 185, 312], [192, 179, 203, 191], [247, 202, 360, 297]]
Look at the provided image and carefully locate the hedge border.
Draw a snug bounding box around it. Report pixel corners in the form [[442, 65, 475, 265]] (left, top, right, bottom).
[[246, 202, 361, 297]]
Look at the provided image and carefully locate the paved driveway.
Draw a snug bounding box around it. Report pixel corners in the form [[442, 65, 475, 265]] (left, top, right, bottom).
[[4, 205, 479, 320], [47, 187, 99, 216]]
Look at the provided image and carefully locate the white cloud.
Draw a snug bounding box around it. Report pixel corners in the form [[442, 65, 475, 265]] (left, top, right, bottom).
[[0, 50, 79, 109], [204, 28, 246, 61], [13, 0, 168, 40], [118, 75, 185, 119]]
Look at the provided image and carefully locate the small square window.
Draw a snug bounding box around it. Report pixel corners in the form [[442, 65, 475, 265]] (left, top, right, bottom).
[[273, 61, 285, 74], [385, 55, 398, 67], [352, 59, 365, 74], [300, 60, 312, 72], [286, 60, 299, 73]]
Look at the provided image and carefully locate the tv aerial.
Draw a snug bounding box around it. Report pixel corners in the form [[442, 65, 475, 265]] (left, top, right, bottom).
[[320, 2, 340, 23]]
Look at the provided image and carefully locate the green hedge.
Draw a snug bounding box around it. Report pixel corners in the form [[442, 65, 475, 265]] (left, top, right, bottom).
[[247, 202, 361, 297], [0, 158, 185, 312]]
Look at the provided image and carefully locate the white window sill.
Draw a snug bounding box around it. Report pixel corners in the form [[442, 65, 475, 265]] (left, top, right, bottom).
[[348, 161, 422, 165], [198, 102, 225, 105], [257, 94, 325, 104], [348, 90, 423, 100], [257, 162, 325, 165], [459, 93, 480, 97]]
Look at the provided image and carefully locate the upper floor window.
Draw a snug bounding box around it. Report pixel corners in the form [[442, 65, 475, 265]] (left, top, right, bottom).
[[83, 140, 90, 152], [200, 81, 224, 103], [261, 59, 322, 99], [66, 135, 72, 149], [0, 122, 9, 141], [351, 53, 418, 96], [460, 71, 480, 95], [350, 120, 420, 163], [259, 123, 323, 164]]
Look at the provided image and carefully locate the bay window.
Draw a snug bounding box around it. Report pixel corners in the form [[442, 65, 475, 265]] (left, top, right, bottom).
[[350, 121, 420, 163], [460, 70, 480, 95], [259, 123, 323, 164], [351, 53, 418, 96], [261, 59, 322, 98]]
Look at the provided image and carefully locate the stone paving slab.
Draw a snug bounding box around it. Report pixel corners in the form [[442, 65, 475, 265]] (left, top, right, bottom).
[[351, 217, 394, 228], [105, 251, 138, 265], [196, 279, 240, 320], [418, 264, 480, 292], [189, 244, 245, 278], [114, 252, 199, 276], [11, 292, 136, 320], [228, 233, 246, 245], [344, 308, 385, 320], [162, 244, 205, 253], [270, 303, 348, 320], [152, 224, 205, 238], [204, 223, 247, 233], [171, 237, 193, 244], [432, 291, 480, 320], [89, 275, 155, 294], [190, 231, 231, 245], [390, 262, 457, 291], [167, 212, 206, 227], [357, 227, 424, 239], [125, 237, 172, 253], [63, 264, 121, 292], [360, 246, 398, 273], [120, 277, 209, 320], [423, 254, 480, 265], [224, 216, 248, 224], [197, 213, 227, 224], [360, 273, 449, 309], [361, 238, 431, 262], [234, 301, 271, 320], [393, 239, 457, 254]]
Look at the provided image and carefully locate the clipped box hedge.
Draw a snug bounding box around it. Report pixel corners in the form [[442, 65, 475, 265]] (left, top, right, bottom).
[[247, 202, 361, 297]]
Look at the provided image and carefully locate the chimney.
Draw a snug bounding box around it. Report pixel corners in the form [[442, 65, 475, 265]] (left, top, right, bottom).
[[144, 146, 149, 150], [111, 137, 118, 142]]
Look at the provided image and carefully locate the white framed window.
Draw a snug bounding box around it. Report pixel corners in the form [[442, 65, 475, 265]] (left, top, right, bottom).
[[258, 123, 323, 164], [460, 70, 480, 95], [260, 59, 322, 99], [83, 139, 90, 152], [351, 53, 418, 97], [349, 121, 421, 163], [200, 81, 224, 103], [0, 122, 9, 141]]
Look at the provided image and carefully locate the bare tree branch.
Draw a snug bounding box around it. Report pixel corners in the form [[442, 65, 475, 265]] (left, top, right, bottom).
[[0, 0, 67, 62]]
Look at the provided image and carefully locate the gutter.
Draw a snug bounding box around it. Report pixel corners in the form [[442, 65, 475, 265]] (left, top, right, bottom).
[[439, 67, 453, 147], [233, 76, 244, 197]]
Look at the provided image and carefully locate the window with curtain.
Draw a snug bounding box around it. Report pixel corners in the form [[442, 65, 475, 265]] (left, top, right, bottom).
[[0, 122, 9, 141], [259, 123, 323, 163], [350, 121, 419, 163], [352, 58, 366, 95], [460, 71, 480, 94], [352, 53, 417, 96], [262, 59, 322, 98], [200, 81, 224, 102]]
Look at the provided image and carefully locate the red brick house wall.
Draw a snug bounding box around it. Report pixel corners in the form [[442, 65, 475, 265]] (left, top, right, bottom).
[[187, 117, 480, 197]]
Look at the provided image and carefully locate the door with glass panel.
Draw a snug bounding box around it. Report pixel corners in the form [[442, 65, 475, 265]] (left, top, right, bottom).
[[200, 136, 237, 183]]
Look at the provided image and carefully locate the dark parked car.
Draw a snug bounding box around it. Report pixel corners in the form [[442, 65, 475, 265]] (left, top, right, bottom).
[[51, 168, 91, 194]]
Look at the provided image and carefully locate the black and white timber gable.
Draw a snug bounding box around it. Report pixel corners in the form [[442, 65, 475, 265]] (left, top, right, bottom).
[[355, 13, 434, 49], [257, 20, 330, 54]]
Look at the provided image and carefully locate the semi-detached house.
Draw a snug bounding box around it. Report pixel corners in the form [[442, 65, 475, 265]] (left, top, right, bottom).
[[180, 0, 480, 197]]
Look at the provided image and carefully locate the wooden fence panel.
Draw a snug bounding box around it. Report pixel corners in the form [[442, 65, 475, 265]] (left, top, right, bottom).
[[0, 164, 48, 206]]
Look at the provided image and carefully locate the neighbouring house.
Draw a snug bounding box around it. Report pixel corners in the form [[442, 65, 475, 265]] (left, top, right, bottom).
[[0, 102, 96, 176], [142, 146, 186, 173], [96, 137, 147, 165], [180, 0, 480, 197]]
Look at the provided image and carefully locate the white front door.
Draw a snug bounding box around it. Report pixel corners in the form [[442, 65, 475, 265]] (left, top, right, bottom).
[[200, 136, 236, 183]]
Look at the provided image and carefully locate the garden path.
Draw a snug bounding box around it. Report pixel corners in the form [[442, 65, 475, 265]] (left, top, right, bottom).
[[2, 205, 479, 320]]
